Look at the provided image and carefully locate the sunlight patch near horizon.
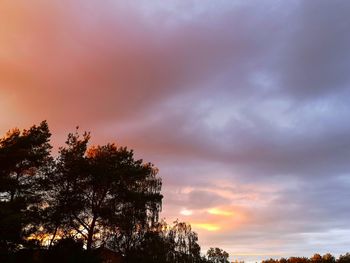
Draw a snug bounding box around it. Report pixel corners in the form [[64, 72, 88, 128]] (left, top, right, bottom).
[[192, 223, 220, 232], [207, 208, 234, 216]]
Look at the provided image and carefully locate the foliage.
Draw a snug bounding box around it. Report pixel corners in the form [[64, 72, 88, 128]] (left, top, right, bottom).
[[337, 253, 350, 263], [41, 128, 163, 252], [0, 121, 51, 251], [128, 220, 203, 263], [262, 254, 347, 263], [206, 247, 230, 263], [1, 122, 207, 263]]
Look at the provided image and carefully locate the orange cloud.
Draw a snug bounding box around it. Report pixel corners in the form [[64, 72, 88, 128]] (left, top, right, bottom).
[[207, 208, 234, 216], [192, 223, 221, 232]]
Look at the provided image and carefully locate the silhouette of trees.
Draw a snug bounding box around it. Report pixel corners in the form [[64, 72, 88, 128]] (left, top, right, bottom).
[[127, 220, 203, 263], [206, 247, 230, 263], [311, 254, 324, 263], [262, 254, 347, 263], [2, 121, 349, 263], [42, 129, 163, 251], [337, 253, 350, 263], [164, 220, 201, 262], [0, 121, 51, 251], [47, 237, 98, 263], [323, 254, 336, 263]]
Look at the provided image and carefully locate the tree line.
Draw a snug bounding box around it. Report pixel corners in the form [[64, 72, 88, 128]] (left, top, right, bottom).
[[0, 121, 229, 263], [262, 253, 350, 263]]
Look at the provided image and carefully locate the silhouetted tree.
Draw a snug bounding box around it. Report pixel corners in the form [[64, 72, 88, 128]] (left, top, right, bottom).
[[43, 129, 163, 252], [323, 254, 336, 263], [127, 221, 171, 263], [263, 254, 340, 263], [41, 129, 91, 248], [127, 219, 203, 263], [262, 259, 279, 263], [167, 220, 201, 262], [280, 258, 288, 263], [0, 121, 52, 251], [206, 247, 230, 263], [310, 254, 323, 263], [337, 253, 350, 263]]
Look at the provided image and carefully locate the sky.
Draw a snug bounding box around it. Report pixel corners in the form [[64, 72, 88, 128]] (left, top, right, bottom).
[[1, 0, 350, 261]]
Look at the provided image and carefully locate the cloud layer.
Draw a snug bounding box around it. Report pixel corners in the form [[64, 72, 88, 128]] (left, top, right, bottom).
[[1, 0, 350, 261]]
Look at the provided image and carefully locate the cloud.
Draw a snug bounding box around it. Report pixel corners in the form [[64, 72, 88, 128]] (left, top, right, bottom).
[[1, 0, 350, 261]]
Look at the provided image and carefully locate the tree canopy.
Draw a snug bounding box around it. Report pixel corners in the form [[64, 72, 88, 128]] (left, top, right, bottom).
[[0, 121, 226, 263], [206, 247, 230, 263], [42, 130, 163, 251], [0, 121, 52, 251]]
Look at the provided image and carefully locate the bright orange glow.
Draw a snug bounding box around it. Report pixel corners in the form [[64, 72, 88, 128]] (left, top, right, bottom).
[[27, 231, 55, 246], [207, 208, 234, 216], [192, 223, 220, 232]]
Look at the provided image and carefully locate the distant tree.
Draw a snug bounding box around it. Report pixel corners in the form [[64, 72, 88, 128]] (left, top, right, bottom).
[[262, 259, 279, 263], [310, 254, 323, 263], [337, 253, 350, 263], [168, 220, 202, 262], [262, 253, 346, 263], [127, 220, 171, 263], [288, 257, 310, 263], [0, 121, 52, 251], [206, 247, 230, 263], [279, 257, 288, 263], [322, 254, 336, 263], [126, 219, 203, 263]]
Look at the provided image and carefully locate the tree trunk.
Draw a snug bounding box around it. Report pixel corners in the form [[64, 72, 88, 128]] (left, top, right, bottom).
[[86, 216, 97, 250], [49, 225, 59, 249]]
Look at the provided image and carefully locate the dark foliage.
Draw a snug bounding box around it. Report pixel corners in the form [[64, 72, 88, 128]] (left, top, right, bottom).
[[207, 247, 230, 263], [0, 121, 52, 252], [262, 254, 348, 263], [0, 122, 212, 263]]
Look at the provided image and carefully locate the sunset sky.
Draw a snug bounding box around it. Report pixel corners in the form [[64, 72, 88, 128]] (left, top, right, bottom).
[[1, 0, 350, 262]]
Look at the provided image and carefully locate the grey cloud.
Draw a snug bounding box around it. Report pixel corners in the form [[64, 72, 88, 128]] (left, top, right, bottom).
[[272, 0, 350, 99], [186, 190, 230, 209]]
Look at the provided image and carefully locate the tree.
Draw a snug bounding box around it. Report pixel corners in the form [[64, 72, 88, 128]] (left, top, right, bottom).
[[127, 220, 203, 263], [287, 257, 309, 263], [167, 220, 202, 263], [207, 247, 230, 263], [127, 220, 171, 263], [42, 129, 91, 248], [262, 259, 278, 263], [337, 253, 350, 263], [44, 129, 163, 252], [0, 121, 223, 263], [323, 254, 336, 263], [0, 121, 52, 251], [310, 254, 323, 263]]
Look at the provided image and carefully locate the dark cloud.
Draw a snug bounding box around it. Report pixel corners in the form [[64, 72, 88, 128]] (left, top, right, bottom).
[[274, 0, 350, 98]]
